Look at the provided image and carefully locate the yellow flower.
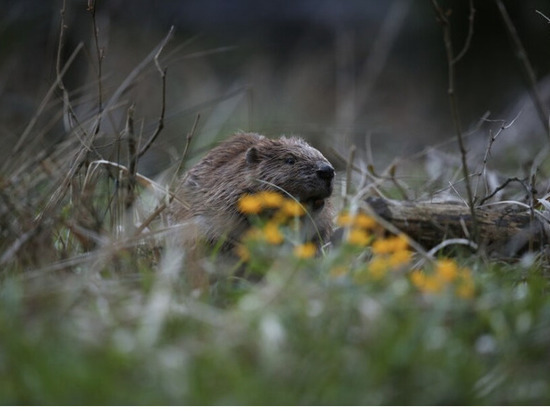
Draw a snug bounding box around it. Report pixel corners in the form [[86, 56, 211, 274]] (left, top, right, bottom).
[[410, 269, 443, 294], [347, 228, 371, 247], [263, 222, 284, 245], [281, 199, 306, 217], [388, 249, 412, 267], [410, 270, 427, 288], [293, 242, 317, 259], [423, 276, 444, 293], [337, 211, 377, 230], [371, 238, 393, 254], [236, 244, 251, 261], [238, 194, 263, 214], [368, 257, 389, 279], [337, 211, 354, 227], [456, 281, 475, 299], [435, 258, 458, 282], [394, 234, 410, 251], [455, 268, 475, 299], [259, 191, 284, 208], [374, 235, 409, 254], [354, 213, 377, 230]]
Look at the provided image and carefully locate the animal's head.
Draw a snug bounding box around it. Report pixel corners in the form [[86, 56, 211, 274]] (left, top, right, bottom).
[[245, 136, 334, 211]]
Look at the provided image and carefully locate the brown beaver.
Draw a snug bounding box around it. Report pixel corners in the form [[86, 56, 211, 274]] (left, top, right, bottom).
[[168, 132, 335, 249]]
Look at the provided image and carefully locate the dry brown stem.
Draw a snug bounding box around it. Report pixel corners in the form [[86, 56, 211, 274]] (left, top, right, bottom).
[[88, 0, 105, 134], [137, 27, 174, 159], [431, 0, 479, 244]]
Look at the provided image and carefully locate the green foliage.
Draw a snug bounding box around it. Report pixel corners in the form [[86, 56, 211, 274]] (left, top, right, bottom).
[[2, 229, 550, 405]]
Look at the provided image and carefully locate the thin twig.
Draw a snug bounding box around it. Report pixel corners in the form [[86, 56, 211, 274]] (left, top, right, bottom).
[[92, 26, 175, 138], [479, 177, 529, 205], [88, 0, 104, 134], [496, 0, 550, 141], [171, 112, 201, 189], [135, 113, 200, 236], [345, 145, 356, 201], [474, 112, 521, 199], [388, 162, 409, 200], [35, 29, 176, 226], [0, 227, 40, 265], [528, 173, 537, 252], [427, 238, 478, 257], [56, 0, 68, 90], [536, 10, 550, 24], [453, 0, 475, 64], [431, 0, 479, 243], [57, 0, 85, 135], [135, 203, 168, 236], [126, 104, 137, 209], [138, 25, 174, 159]]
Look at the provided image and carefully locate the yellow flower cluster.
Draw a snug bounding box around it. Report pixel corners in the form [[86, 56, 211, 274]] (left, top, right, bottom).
[[237, 191, 305, 217], [337, 210, 378, 247], [237, 194, 264, 215], [294, 242, 317, 259], [236, 223, 285, 262], [410, 258, 475, 299], [235, 199, 476, 300], [337, 210, 412, 281], [236, 191, 314, 262], [359, 235, 412, 281]]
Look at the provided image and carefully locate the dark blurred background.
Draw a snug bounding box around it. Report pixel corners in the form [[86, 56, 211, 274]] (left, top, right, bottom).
[[2, 0, 550, 174]]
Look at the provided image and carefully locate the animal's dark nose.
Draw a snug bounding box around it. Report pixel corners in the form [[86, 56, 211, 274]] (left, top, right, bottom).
[[317, 163, 335, 181]]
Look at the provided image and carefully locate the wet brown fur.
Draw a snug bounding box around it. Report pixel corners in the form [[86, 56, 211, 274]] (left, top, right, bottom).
[[168, 132, 335, 249]]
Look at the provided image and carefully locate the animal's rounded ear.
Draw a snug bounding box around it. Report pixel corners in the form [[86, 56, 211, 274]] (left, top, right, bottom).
[[246, 146, 260, 165]]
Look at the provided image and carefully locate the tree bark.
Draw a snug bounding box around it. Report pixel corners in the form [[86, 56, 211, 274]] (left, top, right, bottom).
[[363, 197, 549, 255]]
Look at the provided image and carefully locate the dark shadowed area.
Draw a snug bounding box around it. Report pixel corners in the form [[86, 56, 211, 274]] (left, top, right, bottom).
[[2, 0, 550, 175]]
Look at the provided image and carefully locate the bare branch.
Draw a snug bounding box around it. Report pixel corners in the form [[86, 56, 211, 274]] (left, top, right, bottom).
[[96, 25, 175, 136], [496, 0, 550, 140], [431, 0, 479, 243], [88, 0, 105, 134], [126, 104, 137, 209], [137, 26, 175, 159], [345, 145, 356, 199], [170, 112, 201, 190], [453, 0, 475, 64], [479, 177, 529, 205], [135, 114, 201, 236], [535, 9, 550, 24]]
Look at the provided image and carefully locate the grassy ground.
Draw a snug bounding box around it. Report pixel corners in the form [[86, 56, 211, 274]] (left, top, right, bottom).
[[3, 1, 550, 406], [2, 212, 550, 405], [2, 129, 550, 405]]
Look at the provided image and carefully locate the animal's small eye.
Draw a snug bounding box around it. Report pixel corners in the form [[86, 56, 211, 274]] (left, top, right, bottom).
[[284, 156, 296, 165]]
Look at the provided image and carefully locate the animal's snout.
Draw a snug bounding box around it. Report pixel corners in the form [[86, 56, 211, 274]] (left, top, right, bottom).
[[316, 163, 335, 181]]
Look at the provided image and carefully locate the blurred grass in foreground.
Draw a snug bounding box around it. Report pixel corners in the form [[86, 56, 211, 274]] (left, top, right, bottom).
[[2, 177, 550, 404], [1, 238, 550, 404]]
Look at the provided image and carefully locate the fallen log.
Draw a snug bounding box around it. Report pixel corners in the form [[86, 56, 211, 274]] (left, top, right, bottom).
[[363, 197, 550, 255]]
